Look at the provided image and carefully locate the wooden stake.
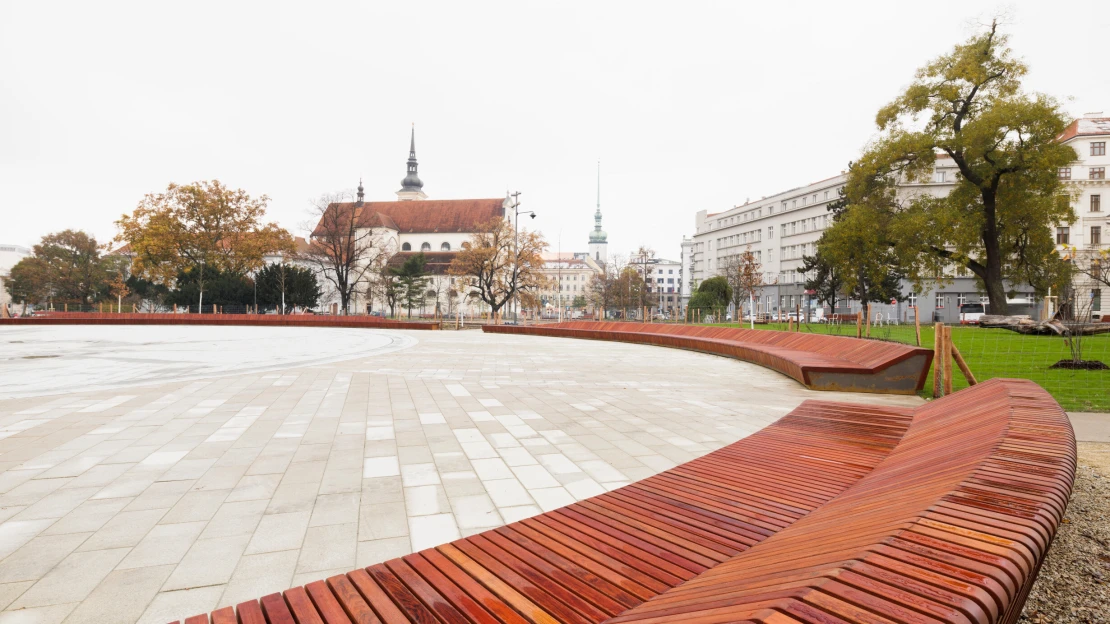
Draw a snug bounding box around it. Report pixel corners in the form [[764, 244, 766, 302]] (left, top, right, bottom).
[[787, 316, 793, 332], [913, 306, 921, 346], [856, 311, 862, 339], [932, 323, 943, 398], [952, 341, 977, 385], [865, 303, 871, 338], [942, 324, 953, 395]]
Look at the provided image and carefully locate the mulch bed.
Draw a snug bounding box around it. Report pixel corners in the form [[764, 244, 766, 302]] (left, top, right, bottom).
[[1049, 360, 1109, 370], [1019, 442, 1110, 623]]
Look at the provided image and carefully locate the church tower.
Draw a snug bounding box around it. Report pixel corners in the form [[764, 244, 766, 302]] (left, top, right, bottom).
[[587, 161, 608, 264], [396, 125, 428, 201]]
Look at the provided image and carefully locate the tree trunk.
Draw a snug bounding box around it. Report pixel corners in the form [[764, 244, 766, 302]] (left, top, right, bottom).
[[980, 194, 1010, 316]]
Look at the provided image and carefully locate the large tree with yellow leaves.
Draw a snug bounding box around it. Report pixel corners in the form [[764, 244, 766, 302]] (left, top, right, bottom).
[[116, 180, 293, 310]]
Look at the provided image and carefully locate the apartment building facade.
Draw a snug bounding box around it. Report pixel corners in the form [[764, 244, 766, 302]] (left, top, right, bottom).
[[1057, 113, 1109, 319], [687, 156, 1043, 323]]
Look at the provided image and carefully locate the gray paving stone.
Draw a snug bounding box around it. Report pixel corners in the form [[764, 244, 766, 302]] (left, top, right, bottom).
[[0, 326, 922, 621]]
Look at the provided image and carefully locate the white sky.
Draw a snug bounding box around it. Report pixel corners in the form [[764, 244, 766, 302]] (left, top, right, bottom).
[[1, 1, 1107, 260]]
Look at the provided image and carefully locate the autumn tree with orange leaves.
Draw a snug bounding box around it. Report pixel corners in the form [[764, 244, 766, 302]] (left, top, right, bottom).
[[448, 217, 547, 320], [116, 180, 293, 310]]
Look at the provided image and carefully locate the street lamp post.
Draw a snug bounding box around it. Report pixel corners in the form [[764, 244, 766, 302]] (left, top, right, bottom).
[[510, 191, 535, 322]]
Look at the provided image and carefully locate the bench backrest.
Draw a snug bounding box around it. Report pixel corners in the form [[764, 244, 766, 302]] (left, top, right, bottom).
[[608, 377, 1075, 624], [524, 321, 922, 370]]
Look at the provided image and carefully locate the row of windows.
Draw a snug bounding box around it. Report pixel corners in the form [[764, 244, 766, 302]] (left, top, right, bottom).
[[781, 243, 815, 260], [715, 228, 762, 249], [400, 242, 451, 252], [780, 215, 829, 237], [710, 187, 845, 230], [1057, 226, 1104, 246], [1059, 166, 1106, 180]]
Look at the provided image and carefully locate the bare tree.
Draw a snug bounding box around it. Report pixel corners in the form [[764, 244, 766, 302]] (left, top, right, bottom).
[[720, 248, 766, 328], [300, 192, 391, 315]]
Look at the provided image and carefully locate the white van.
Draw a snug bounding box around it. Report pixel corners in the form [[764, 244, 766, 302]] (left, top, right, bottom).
[[959, 303, 986, 324]]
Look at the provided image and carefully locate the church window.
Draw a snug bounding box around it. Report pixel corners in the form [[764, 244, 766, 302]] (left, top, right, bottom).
[[401, 242, 411, 251], [440, 242, 451, 251], [421, 242, 431, 252]]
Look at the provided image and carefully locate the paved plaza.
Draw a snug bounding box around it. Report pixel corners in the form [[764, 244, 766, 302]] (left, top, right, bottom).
[[0, 326, 922, 624]]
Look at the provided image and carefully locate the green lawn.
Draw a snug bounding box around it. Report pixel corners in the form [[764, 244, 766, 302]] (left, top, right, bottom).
[[701, 321, 1110, 412]]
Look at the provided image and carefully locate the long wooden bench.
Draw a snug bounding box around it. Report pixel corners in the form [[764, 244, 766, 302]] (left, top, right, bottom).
[[0, 312, 437, 330], [484, 322, 931, 394], [171, 379, 1073, 624]]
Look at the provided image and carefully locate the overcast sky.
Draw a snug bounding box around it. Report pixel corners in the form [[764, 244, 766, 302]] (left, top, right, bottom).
[[2, 1, 1107, 260]]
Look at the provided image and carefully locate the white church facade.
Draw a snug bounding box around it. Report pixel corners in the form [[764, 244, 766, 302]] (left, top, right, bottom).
[[311, 128, 516, 317]]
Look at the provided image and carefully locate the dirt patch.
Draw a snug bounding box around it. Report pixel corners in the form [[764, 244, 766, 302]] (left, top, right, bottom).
[[1019, 442, 1110, 623], [1049, 359, 1110, 370]]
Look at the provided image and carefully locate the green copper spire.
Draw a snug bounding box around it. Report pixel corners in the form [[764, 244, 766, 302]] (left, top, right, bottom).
[[589, 160, 607, 244]]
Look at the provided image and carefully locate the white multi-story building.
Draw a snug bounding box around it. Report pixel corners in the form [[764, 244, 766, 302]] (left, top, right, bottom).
[[627, 253, 683, 318], [686, 157, 1042, 323], [680, 236, 695, 311], [0, 244, 32, 312], [537, 253, 603, 317], [1057, 112, 1109, 319], [647, 257, 683, 318]]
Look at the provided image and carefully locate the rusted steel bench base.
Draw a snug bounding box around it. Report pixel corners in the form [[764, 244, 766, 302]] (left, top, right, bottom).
[[0, 313, 437, 330], [484, 322, 931, 395]]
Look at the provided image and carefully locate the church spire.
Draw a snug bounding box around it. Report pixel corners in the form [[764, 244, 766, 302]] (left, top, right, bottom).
[[589, 160, 607, 245], [356, 177, 364, 206], [397, 124, 427, 200]]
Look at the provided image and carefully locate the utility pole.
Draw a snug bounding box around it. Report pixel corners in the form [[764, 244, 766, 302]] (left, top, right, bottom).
[[510, 191, 533, 322]]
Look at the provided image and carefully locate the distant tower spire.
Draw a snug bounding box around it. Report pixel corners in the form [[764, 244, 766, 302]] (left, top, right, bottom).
[[356, 177, 364, 206], [397, 123, 427, 200], [588, 160, 608, 264]]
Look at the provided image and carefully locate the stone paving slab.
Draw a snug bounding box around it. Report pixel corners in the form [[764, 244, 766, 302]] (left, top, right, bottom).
[[0, 326, 922, 624], [1067, 411, 1110, 442]]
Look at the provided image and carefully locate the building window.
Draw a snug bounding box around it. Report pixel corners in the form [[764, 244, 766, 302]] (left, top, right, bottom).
[[1093, 194, 1102, 212], [937, 171, 947, 183], [1094, 288, 1102, 311], [908, 292, 917, 307], [1057, 227, 1070, 245], [935, 294, 945, 309], [1059, 167, 1072, 180], [440, 242, 451, 251], [1093, 226, 1103, 246], [1093, 142, 1107, 156], [1092, 167, 1106, 180], [420, 242, 431, 251], [401, 242, 411, 251]]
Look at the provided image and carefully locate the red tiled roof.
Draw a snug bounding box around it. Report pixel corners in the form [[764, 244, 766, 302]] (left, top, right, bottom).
[[385, 251, 458, 275], [1058, 117, 1110, 143], [315, 198, 505, 236]]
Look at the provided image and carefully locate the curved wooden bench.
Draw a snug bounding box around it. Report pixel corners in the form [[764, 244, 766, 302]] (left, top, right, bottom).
[[0, 312, 438, 330], [484, 322, 931, 395], [171, 379, 1073, 624], [608, 378, 1075, 624]]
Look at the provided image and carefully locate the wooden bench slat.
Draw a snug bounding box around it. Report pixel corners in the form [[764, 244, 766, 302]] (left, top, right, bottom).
[[482, 322, 932, 394], [172, 379, 1071, 624]]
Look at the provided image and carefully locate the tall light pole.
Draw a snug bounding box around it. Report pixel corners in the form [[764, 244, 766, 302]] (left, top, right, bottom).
[[511, 191, 534, 321]]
